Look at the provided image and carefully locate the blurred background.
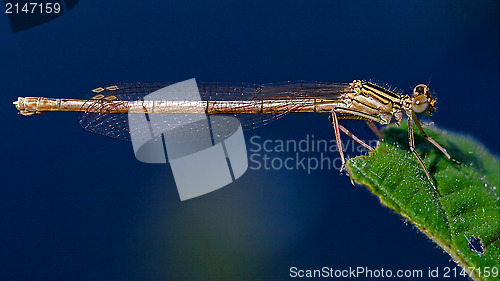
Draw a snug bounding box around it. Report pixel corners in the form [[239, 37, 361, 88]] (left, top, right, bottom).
[[1, 1, 498, 280]]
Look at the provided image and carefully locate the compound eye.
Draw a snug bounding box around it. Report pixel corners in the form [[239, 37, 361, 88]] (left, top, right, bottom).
[[414, 84, 429, 96], [412, 95, 429, 113]]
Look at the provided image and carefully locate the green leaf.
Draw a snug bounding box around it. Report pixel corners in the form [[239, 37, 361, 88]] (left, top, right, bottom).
[[347, 121, 500, 281]]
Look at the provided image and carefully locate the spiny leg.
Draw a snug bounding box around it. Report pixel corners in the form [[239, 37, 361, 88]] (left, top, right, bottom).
[[366, 121, 383, 139], [407, 112, 439, 193], [328, 113, 375, 152], [330, 111, 358, 185], [338, 124, 374, 151], [412, 112, 460, 164], [330, 110, 346, 170]]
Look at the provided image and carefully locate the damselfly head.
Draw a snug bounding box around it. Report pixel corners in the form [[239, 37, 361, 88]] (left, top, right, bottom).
[[412, 84, 436, 115]]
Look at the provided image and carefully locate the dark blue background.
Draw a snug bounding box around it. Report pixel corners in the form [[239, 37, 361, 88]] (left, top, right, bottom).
[[1, 1, 498, 280]]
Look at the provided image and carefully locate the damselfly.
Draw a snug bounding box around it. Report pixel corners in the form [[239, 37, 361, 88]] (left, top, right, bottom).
[[13, 80, 456, 191]]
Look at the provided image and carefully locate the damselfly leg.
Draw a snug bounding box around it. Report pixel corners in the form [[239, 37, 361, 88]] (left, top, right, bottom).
[[329, 110, 375, 171], [411, 112, 460, 165], [366, 121, 382, 139], [406, 111, 439, 191]]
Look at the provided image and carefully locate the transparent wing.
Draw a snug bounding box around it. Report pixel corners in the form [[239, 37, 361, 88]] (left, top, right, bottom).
[[78, 81, 349, 141]]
